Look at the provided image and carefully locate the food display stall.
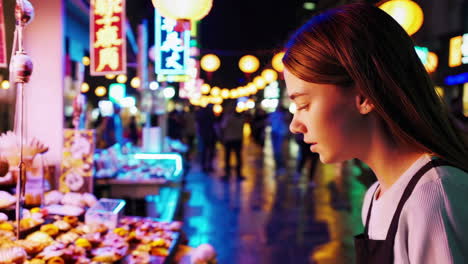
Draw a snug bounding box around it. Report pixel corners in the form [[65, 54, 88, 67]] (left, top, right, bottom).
[[94, 148, 185, 221], [0, 0, 220, 263]]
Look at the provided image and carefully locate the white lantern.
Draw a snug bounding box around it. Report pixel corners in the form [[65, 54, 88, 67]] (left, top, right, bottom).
[[152, 0, 213, 21]]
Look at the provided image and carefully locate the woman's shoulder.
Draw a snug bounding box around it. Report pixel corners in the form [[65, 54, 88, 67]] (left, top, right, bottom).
[[418, 163, 468, 190], [405, 164, 468, 215]]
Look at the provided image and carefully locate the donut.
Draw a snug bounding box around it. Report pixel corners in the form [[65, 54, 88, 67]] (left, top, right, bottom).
[[40, 224, 59, 237], [46, 256, 65, 264], [63, 216, 79, 226]]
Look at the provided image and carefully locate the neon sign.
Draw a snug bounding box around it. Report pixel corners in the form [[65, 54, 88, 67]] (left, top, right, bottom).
[[90, 0, 126, 76], [155, 10, 190, 75], [449, 34, 468, 68]]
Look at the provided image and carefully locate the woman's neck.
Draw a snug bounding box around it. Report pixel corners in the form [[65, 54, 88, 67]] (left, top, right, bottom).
[[360, 134, 427, 197]]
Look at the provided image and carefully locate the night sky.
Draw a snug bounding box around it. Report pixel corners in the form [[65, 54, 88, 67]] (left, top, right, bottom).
[[124, 0, 381, 89]]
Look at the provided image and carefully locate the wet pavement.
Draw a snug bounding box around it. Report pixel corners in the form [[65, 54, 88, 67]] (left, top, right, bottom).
[[181, 129, 373, 264]]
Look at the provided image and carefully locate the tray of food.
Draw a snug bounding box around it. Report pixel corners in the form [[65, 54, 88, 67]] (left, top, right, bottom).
[[0, 214, 182, 264]]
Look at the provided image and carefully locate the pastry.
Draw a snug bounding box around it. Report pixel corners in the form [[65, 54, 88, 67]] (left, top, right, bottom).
[[61, 192, 85, 208], [53, 220, 71, 232], [56, 231, 79, 244], [0, 230, 14, 240], [44, 190, 63, 206], [81, 193, 98, 208], [74, 256, 91, 264], [15, 239, 44, 255], [113, 227, 128, 237], [46, 256, 65, 264], [127, 250, 150, 264], [26, 231, 54, 247], [150, 247, 169, 257], [0, 191, 16, 208], [75, 238, 91, 250], [25, 259, 46, 264], [91, 247, 118, 262], [45, 204, 84, 216], [40, 224, 60, 237], [0, 213, 7, 222], [0, 246, 27, 264], [0, 222, 14, 232], [63, 215, 79, 226], [82, 232, 102, 246], [37, 242, 66, 259]]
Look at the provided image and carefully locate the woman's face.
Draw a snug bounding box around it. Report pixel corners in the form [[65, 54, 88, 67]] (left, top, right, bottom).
[[285, 68, 367, 163]]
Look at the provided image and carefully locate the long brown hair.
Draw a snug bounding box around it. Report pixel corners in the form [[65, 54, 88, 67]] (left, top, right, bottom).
[[283, 3, 468, 170]]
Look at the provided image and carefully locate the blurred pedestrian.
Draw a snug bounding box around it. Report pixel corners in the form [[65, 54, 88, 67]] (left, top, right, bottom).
[[294, 133, 320, 186], [220, 101, 245, 181], [195, 104, 217, 173], [127, 115, 140, 145], [168, 102, 185, 141], [183, 105, 197, 161], [251, 107, 268, 147], [269, 104, 291, 172]]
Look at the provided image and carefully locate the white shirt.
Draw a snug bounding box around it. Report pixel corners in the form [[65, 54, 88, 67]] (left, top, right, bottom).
[[362, 154, 468, 264]]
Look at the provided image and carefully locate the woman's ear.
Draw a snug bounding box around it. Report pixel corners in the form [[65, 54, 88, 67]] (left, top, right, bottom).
[[355, 94, 374, 115]]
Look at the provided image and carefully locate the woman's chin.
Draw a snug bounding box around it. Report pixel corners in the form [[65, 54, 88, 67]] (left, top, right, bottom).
[[319, 153, 346, 164]]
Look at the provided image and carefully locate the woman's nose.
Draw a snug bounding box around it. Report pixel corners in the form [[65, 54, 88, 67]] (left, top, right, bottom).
[[289, 115, 306, 134]]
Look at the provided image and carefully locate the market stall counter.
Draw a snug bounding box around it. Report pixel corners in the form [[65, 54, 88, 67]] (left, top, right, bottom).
[[94, 151, 185, 220]]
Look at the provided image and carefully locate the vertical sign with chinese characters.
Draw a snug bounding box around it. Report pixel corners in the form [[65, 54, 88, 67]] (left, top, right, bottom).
[[0, 1, 6, 68], [155, 10, 190, 75], [90, 0, 126, 76]]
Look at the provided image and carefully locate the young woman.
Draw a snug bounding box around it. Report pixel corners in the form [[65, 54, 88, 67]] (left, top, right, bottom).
[[283, 3, 468, 263]]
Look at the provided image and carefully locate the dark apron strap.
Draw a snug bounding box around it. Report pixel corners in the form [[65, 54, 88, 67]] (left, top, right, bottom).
[[385, 159, 452, 242]]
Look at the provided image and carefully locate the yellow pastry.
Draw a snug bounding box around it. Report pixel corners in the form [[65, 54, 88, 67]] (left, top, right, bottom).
[[150, 247, 169, 257], [20, 218, 36, 229], [25, 231, 54, 246], [0, 222, 14, 232], [75, 238, 91, 250], [30, 207, 41, 214], [26, 259, 46, 264], [135, 244, 151, 252], [63, 216, 78, 226], [113, 227, 128, 237], [46, 256, 65, 264], [40, 224, 59, 237], [29, 207, 41, 214], [150, 238, 166, 248]]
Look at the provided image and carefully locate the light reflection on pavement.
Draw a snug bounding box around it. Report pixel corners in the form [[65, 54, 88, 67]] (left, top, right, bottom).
[[182, 132, 372, 264]]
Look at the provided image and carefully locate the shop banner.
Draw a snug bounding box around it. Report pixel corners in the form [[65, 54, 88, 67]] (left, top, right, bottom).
[[90, 0, 126, 76], [155, 9, 190, 75], [60, 129, 95, 193], [0, 1, 7, 68]]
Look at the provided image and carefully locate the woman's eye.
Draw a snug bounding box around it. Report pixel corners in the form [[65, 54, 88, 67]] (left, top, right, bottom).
[[297, 104, 309, 111]]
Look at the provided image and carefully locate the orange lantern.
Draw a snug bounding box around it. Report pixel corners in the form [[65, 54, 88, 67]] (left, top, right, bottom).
[[261, 69, 278, 83], [272, 52, 285, 72], [201, 54, 221, 72], [239, 55, 259, 73]]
